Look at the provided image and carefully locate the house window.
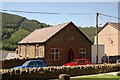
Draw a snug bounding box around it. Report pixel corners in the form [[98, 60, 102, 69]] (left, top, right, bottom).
[[29, 46, 33, 58], [19, 46, 22, 57], [25, 46, 29, 57], [36, 45, 39, 58], [39, 46, 45, 58], [79, 48, 86, 58], [51, 48, 59, 61]]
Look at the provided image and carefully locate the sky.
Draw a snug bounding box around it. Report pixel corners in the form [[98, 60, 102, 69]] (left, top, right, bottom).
[[1, 2, 119, 27]]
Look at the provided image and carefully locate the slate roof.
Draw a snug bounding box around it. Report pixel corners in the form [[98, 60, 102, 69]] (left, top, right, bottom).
[[19, 22, 70, 44], [98, 22, 120, 33], [19, 21, 93, 44], [109, 22, 120, 31]]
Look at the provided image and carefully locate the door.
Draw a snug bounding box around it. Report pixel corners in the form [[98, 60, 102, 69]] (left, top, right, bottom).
[[67, 48, 74, 62]]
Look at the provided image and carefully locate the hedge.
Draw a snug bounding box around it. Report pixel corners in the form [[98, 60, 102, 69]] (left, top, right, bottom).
[[0, 63, 120, 79], [0, 58, 45, 69]]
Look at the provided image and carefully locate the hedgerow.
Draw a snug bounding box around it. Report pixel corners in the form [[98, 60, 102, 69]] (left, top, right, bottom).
[[0, 63, 120, 79]]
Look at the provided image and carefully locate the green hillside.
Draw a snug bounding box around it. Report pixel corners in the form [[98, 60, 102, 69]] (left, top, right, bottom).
[[1, 12, 50, 51], [80, 26, 102, 43], [1, 12, 101, 51]]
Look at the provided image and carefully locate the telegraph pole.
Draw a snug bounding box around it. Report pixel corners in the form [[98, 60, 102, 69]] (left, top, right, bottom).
[[96, 12, 99, 64]]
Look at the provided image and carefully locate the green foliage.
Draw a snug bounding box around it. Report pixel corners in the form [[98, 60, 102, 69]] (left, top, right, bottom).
[[1, 12, 50, 51], [0, 63, 120, 79], [72, 75, 119, 80], [2, 12, 101, 51], [2, 28, 14, 39], [2, 44, 17, 51], [21, 19, 50, 32], [3, 28, 30, 50], [2, 12, 23, 28], [4, 28, 30, 44], [80, 27, 102, 42]]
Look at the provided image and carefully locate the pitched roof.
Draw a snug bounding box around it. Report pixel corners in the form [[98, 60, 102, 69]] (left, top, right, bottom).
[[19, 22, 71, 44], [19, 21, 93, 44], [98, 22, 120, 34], [109, 22, 120, 31]]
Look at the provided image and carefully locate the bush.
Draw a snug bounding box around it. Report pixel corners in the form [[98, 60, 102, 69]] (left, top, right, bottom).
[[0, 63, 120, 79]]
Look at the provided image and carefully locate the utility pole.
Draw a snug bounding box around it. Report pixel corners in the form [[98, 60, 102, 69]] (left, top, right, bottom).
[[96, 12, 99, 64]]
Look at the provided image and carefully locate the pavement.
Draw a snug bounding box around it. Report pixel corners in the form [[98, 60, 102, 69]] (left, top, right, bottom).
[[49, 71, 120, 80], [71, 71, 120, 78]]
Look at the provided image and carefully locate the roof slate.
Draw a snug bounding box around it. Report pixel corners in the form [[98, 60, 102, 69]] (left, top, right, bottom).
[[19, 22, 71, 44], [109, 22, 120, 31], [98, 22, 120, 34]]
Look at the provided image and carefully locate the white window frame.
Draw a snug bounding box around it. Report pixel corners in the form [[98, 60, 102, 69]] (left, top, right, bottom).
[[51, 48, 60, 61]]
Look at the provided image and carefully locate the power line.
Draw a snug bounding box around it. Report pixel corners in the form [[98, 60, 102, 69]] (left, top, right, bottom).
[[0, 9, 92, 15], [99, 13, 120, 19], [99, 16, 109, 25], [1, 9, 119, 19], [80, 15, 95, 27]]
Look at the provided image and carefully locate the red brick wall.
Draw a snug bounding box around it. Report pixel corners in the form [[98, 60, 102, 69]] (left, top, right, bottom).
[[18, 23, 92, 66], [45, 23, 92, 66]]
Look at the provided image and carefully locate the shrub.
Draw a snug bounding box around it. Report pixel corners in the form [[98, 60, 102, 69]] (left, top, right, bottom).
[[0, 63, 120, 79]]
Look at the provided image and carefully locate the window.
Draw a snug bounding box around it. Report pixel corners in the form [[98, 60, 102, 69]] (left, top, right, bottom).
[[25, 46, 29, 57], [39, 46, 45, 57], [51, 48, 59, 61], [29, 46, 33, 58], [36, 45, 39, 58], [35, 61, 42, 66], [27, 61, 34, 67], [83, 60, 88, 63], [78, 60, 82, 64], [19, 46, 22, 56], [79, 48, 86, 58]]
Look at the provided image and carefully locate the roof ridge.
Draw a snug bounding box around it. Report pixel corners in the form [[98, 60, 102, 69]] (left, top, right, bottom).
[[35, 21, 72, 31], [19, 21, 72, 44], [108, 22, 120, 24]]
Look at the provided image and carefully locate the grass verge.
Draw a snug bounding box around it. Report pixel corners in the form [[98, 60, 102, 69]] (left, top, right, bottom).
[[71, 74, 120, 80]]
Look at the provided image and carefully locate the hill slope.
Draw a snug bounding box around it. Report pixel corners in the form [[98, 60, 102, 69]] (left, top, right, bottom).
[[1, 12, 101, 51], [80, 26, 102, 43], [2, 12, 50, 50]]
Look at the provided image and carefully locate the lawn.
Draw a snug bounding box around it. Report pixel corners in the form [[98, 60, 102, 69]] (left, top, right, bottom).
[[71, 74, 120, 80]]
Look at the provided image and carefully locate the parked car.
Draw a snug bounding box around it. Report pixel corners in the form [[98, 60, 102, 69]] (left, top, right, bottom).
[[63, 58, 91, 66], [13, 60, 46, 69], [101, 56, 120, 63], [109, 56, 120, 63], [117, 59, 120, 63]]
